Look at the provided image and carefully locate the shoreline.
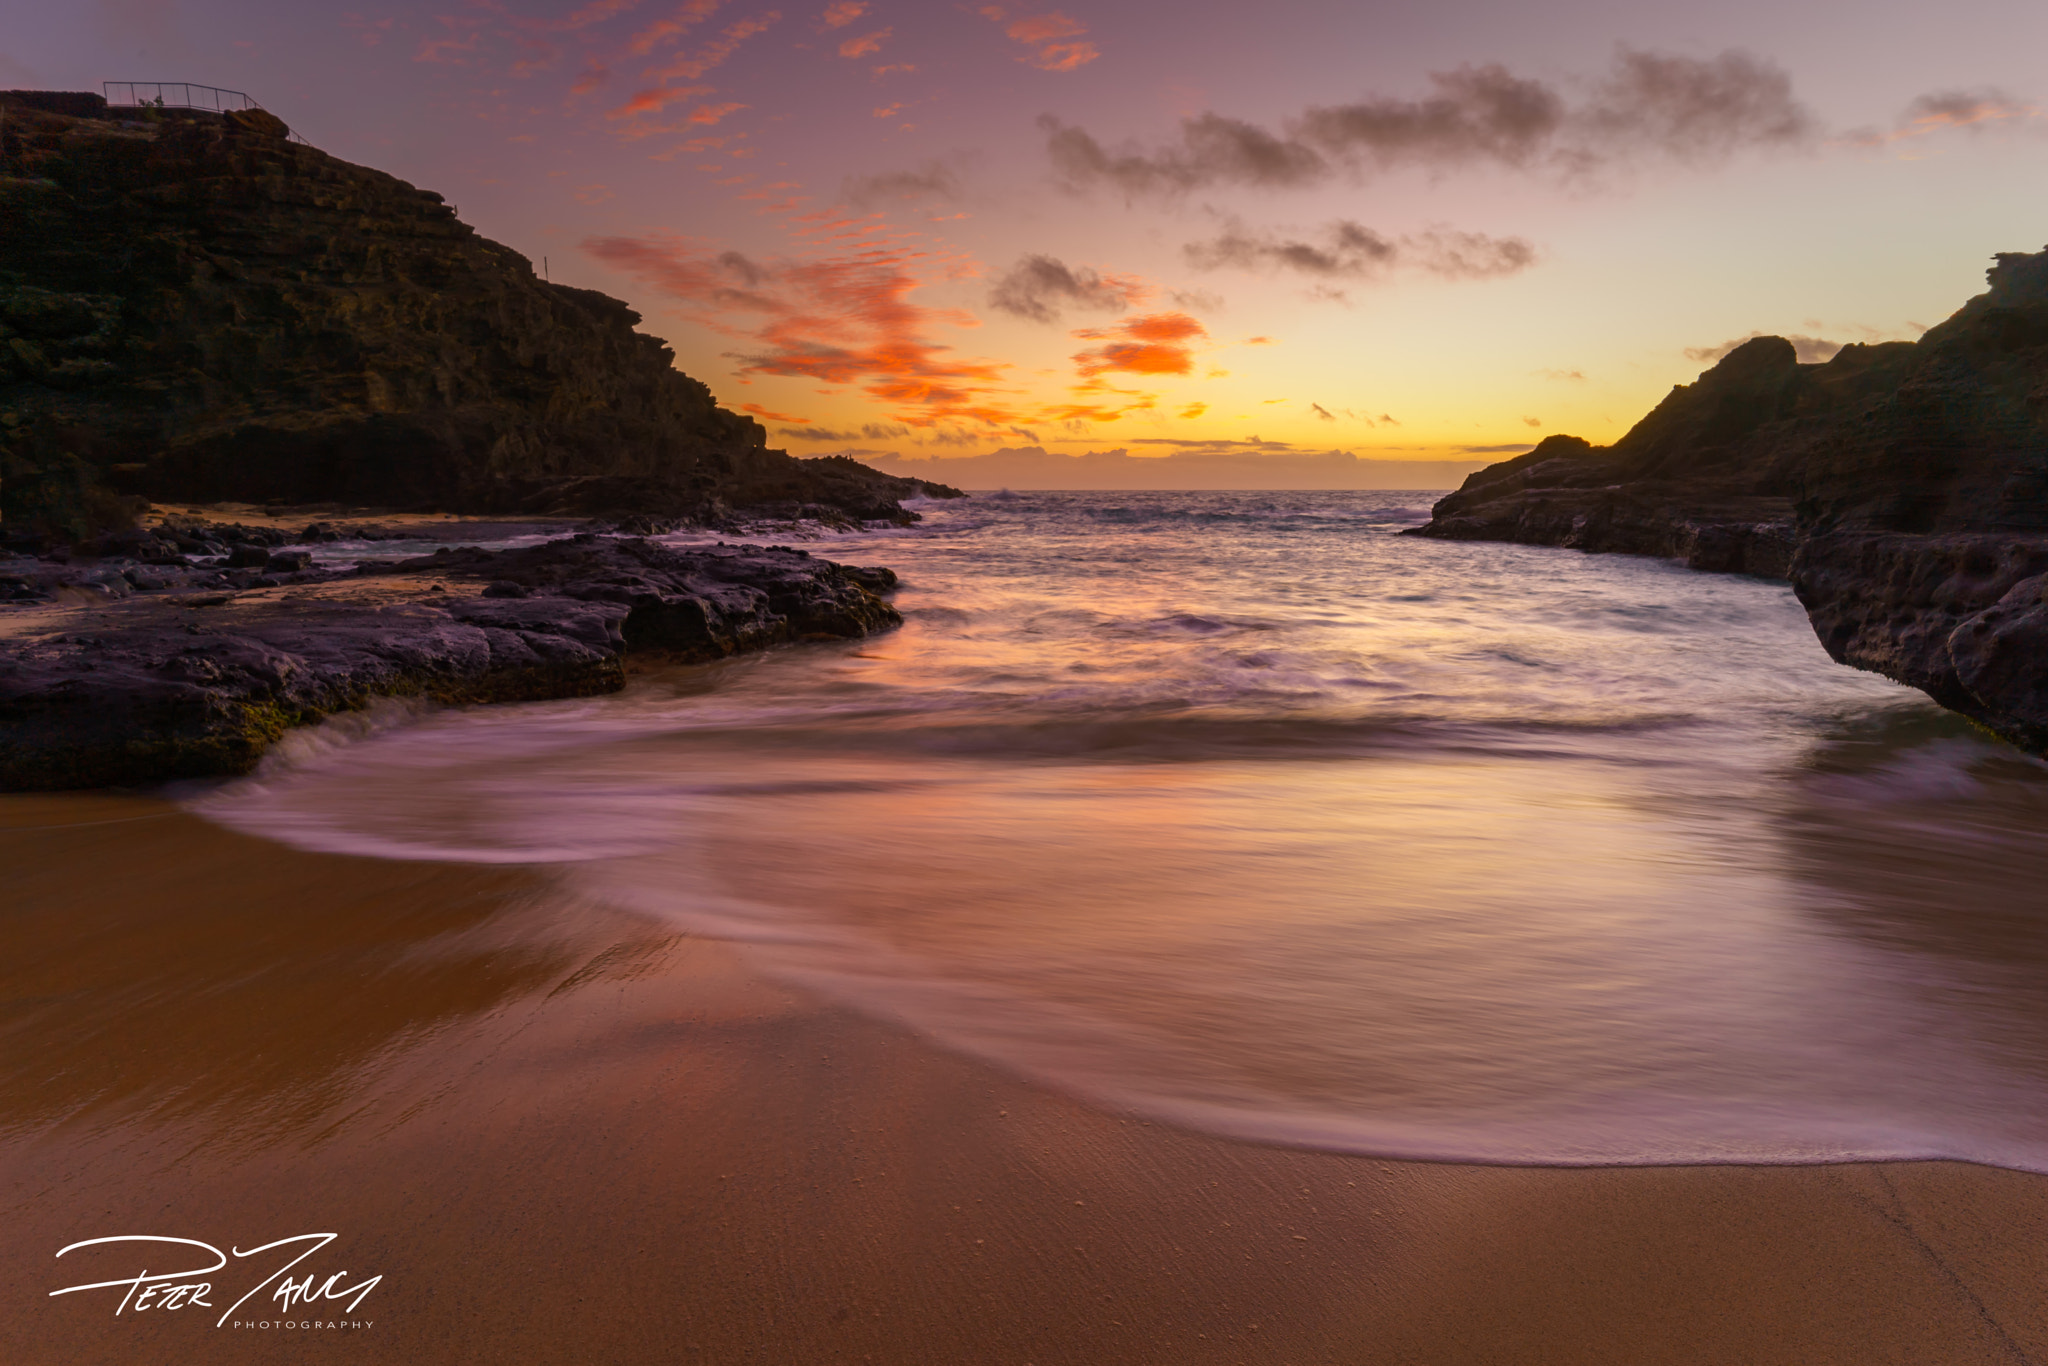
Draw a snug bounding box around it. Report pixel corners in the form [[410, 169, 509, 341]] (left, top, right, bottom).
[[6, 791, 2046, 1364]]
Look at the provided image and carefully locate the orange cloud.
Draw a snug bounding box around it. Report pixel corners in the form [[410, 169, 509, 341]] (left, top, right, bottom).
[[657, 11, 782, 81], [1006, 12, 1080, 43], [605, 11, 775, 127], [1026, 39, 1097, 71], [982, 8, 1098, 71], [739, 402, 810, 422], [415, 16, 485, 64], [1039, 399, 1153, 425], [838, 28, 890, 57], [518, 0, 648, 33], [1071, 312, 1208, 378], [1895, 91, 2043, 138], [608, 83, 711, 117], [1179, 402, 1207, 419], [627, 0, 726, 54], [584, 234, 1019, 428], [819, 0, 865, 27]]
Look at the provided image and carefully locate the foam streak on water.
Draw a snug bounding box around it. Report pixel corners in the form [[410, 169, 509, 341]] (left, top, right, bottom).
[[194, 491, 2048, 1169]]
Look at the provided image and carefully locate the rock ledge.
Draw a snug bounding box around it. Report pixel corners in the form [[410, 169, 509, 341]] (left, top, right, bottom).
[[0, 534, 901, 790]]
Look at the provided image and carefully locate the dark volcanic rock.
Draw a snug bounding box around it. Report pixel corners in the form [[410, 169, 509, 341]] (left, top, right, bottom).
[[1412, 244, 2048, 752], [0, 91, 953, 539], [0, 536, 901, 790], [1409, 337, 1918, 579], [1789, 248, 2048, 751], [387, 534, 902, 655]]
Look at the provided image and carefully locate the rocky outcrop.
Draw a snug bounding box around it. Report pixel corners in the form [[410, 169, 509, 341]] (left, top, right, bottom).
[[1789, 248, 2048, 751], [1409, 336, 1919, 579], [0, 534, 901, 789], [1411, 245, 2048, 753], [0, 91, 956, 541]]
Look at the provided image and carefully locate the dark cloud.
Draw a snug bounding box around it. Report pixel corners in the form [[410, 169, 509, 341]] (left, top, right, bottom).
[[1896, 88, 2039, 135], [1290, 63, 1564, 173], [1187, 220, 1395, 276], [1186, 220, 1535, 282], [1168, 287, 1224, 311], [1407, 229, 1537, 278], [842, 161, 961, 207], [1464, 443, 1537, 453], [1568, 48, 1814, 166], [1049, 47, 1817, 198], [989, 255, 1147, 324], [777, 422, 915, 442], [1684, 331, 1843, 365], [1128, 437, 1299, 450], [1042, 112, 1327, 197], [715, 250, 768, 287], [1311, 403, 1335, 421]]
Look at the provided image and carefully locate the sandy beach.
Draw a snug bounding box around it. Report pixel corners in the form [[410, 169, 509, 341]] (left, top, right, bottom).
[[5, 791, 2045, 1365]]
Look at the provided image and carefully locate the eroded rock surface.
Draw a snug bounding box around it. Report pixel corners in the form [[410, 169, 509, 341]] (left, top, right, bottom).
[[0, 534, 901, 790]]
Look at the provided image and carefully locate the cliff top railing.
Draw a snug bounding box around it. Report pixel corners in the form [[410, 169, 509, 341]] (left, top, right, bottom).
[[101, 81, 309, 143], [104, 81, 256, 112]]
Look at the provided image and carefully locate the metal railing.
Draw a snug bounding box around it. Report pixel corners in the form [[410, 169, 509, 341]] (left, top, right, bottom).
[[100, 81, 309, 143], [103, 82, 257, 112]]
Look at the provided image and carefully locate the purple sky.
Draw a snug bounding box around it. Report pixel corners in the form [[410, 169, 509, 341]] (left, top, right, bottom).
[[10, 0, 2046, 483]]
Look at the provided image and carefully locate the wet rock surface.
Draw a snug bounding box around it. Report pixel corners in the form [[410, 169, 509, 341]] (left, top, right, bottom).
[[0, 533, 901, 790], [1412, 246, 2048, 752]]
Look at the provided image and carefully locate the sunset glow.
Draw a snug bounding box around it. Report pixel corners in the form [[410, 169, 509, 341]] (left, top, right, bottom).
[[13, 0, 2044, 479]]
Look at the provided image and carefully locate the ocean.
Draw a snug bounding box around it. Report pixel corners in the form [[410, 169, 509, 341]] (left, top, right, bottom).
[[192, 490, 2048, 1170]]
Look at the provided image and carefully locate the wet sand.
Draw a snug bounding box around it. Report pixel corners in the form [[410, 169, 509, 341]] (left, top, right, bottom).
[[4, 792, 2046, 1364]]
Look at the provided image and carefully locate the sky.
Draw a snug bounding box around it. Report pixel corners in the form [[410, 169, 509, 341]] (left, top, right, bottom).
[[8, 0, 2047, 485]]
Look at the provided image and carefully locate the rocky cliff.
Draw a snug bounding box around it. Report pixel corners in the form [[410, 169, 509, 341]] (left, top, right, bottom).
[[1790, 248, 2048, 751], [1411, 245, 2048, 752], [0, 91, 950, 539], [1410, 335, 1919, 578]]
